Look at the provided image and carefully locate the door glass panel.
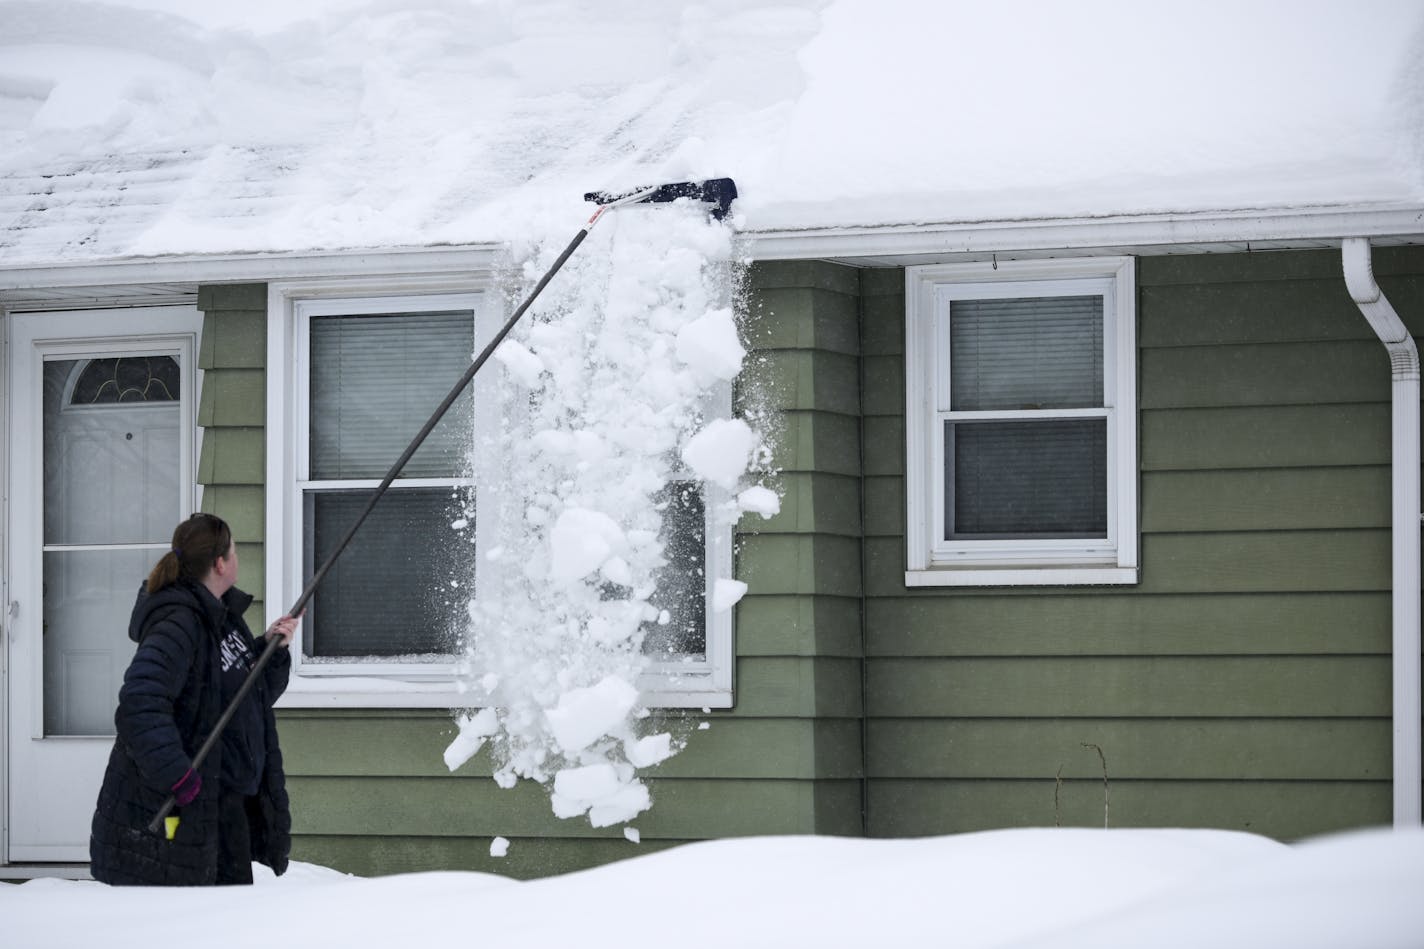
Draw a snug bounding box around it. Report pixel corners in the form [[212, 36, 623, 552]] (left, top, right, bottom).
[[43, 359, 180, 546], [42, 357, 182, 736], [41, 549, 154, 735]]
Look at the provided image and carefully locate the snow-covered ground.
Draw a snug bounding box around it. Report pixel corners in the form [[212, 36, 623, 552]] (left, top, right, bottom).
[[4, 827, 1423, 948]]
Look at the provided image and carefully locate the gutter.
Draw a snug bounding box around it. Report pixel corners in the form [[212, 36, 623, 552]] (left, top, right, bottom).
[[1342, 237, 1422, 826]]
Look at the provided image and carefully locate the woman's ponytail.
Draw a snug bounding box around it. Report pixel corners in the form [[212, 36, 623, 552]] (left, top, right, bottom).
[[146, 550, 182, 594], [145, 513, 233, 594]]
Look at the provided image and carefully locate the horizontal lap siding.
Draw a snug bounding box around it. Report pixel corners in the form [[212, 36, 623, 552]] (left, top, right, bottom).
[[231, 261, 867, 879], [861, 248, 1424, 840], [196, 285, 268, 621], [728, 261, 866, 835], [869, 780, 1389, 839]]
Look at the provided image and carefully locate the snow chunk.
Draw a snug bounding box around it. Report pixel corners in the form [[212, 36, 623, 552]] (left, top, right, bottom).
[[588, 782, 652, 828], [443, 708, 499, 771], [493, 339, 544, 389], [675, 307, 745, 384], [548, 508, 624, 581], [553, 763, 622, 801], [681, 418, 757, 490], [711, 579, 748, 612], [544, 676, 639, 752], [489, 836, 509, 858], [551, 765, 652, 827], [600, 555, 632, 587], [737, 485, 780, 518], [625, 732, 674, 768], [624, 827, 641, 844]]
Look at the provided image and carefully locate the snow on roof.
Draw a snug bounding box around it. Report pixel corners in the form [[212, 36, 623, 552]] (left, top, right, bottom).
[[1, 0, 1421, 266]]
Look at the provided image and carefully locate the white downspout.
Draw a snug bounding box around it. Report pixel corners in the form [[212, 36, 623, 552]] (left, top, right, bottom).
[[1343, 237, 1421, 826]]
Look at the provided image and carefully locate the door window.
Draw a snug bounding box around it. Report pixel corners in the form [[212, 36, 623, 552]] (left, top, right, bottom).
[[41, 357, 182, 735]]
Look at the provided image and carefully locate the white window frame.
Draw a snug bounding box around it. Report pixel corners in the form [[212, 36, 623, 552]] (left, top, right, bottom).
[[904, 257, 1138, 586], [267, 275, 733, 708]]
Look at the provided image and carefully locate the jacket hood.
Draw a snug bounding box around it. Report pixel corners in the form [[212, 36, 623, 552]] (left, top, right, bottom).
[[128, 579, 251, 643]]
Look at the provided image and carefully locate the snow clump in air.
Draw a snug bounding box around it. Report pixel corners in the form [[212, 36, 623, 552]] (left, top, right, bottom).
[[444, 202, 774, 828]]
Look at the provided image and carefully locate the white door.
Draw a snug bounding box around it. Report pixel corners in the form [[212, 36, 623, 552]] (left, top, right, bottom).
[[6, 306, 201, 862]]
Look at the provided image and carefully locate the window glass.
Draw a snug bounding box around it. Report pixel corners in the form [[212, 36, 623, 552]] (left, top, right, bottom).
[[303, 487, 463, 658], [309, 312, 473, 479], [950, 295, 1102, 411], [946, 418, 1107, 538], [71, 356, 180, 405], [642, 480, 707, 659], [304, 308, 474, 659]]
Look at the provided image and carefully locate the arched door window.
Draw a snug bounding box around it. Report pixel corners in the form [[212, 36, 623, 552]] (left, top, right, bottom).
[[66, 355, 180, 406]]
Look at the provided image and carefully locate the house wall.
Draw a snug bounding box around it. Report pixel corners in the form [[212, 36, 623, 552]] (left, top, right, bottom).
[[191, 264, 865, 879], [863, 246, 1424, 840], [190, 245, 1424, 877]]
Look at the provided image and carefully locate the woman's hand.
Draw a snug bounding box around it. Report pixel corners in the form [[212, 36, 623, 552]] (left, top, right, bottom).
[[264, 614, 300, 648]]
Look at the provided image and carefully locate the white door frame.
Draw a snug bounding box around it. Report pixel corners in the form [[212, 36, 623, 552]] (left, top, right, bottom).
[[3, 305, 202, 865]]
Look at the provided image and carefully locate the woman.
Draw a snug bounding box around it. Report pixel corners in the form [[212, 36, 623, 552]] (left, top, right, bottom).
[[90, 513, 300, 886]]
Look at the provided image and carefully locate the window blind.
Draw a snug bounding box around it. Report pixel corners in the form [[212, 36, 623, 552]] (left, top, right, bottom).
[[947, 419, 1107, 538], [309, 311, 474, 479], [303, 487, 463, 657], [950, 295, 1103, 411]]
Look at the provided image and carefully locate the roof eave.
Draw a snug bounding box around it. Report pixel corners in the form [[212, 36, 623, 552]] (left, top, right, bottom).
[[3, 202, 1422, 308], [740, 201, 1424, 265]]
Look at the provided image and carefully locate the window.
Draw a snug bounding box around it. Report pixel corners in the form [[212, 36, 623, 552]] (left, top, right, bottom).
[[267, 278, 733, 707], [302, 307, 475, 659], [69, 356, 180, 404], [904, 258, 1137, 585], [266, 284, 491, 701]]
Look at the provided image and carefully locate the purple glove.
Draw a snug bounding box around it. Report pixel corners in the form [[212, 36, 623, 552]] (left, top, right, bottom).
[[171, 767, 202, 806]]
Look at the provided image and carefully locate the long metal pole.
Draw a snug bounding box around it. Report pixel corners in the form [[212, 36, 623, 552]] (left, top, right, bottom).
[[148, 204, 618, 834]]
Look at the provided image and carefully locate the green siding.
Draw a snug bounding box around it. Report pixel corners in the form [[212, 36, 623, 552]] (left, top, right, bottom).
[[1140, 467, 1390, 531], [868, 780, 1389, 839], [865, 592, 1390, 656], [737, 595, 861, 657], [858, 247, 1424, 840], [289, 776, 857, 838], [197, 285, 268, 623], [867, 719, 1391, 780], [282, 713, 861, 780], [1141, 404, 1391, 469], [868, 657, 1391, 718]]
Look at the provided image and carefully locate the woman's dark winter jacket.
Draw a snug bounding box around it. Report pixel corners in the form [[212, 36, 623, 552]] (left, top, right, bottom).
[[90, 580, 291, 885]]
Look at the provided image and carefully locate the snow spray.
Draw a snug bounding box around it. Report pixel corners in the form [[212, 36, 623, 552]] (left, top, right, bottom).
[[443, 203, 777, 828]]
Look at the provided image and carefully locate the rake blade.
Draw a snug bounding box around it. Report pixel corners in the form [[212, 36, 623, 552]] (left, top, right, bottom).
[[584, 177, 738, 221]]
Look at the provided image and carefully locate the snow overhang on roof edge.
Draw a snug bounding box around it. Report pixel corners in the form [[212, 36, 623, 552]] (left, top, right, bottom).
[[2, 203, 1422, 307]]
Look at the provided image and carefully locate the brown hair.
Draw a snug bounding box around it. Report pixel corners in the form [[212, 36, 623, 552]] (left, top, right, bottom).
[[146, 513, 233, 594]]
